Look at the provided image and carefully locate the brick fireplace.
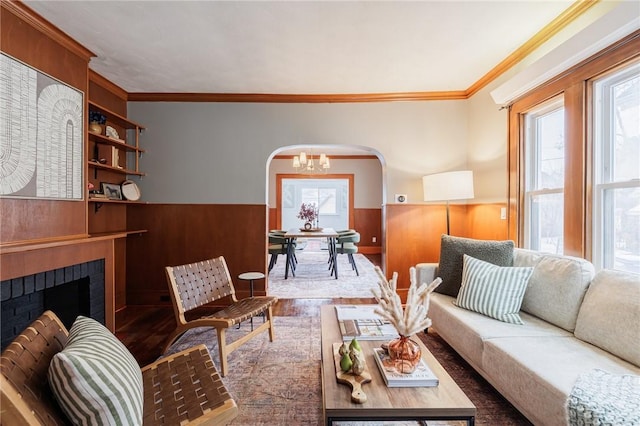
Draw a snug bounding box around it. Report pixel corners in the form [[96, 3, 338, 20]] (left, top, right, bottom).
[[1, 259, 105, 350], [0, 235, 120, 350]]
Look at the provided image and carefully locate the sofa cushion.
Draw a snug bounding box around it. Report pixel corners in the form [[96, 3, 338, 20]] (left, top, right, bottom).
[[436, 235, 515, 297], [574, 269, 640, 367], [514, 248, 594, 332], [455, 255, 533, 324], [48, 316, 144, 425], [482, 336, 640, 426], [429, 293, 572, 370]]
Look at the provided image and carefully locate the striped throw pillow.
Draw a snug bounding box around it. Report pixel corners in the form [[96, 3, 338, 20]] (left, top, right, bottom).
[[455, 254, 533, 324], [48, 316, 143, 425]]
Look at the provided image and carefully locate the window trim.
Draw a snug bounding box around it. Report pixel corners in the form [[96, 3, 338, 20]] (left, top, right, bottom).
[[508, 31, 640, 258]]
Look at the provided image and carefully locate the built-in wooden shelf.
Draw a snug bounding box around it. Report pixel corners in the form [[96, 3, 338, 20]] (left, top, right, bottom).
[[89, 131, 145, 153], [88, 198, 145, 205], [88, 101, 145, 130], [88, 161, 145, 176], [89, 230, 148, 238]]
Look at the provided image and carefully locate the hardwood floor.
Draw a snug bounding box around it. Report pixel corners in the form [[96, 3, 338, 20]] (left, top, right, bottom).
[[117, 253, 382, 366]]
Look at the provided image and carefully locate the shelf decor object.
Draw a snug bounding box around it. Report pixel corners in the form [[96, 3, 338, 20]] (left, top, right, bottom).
[[101, 183, 122, 200], [371, 266, 442, 373], [121, 180, 141, 201], [1, 53, 83, 200]]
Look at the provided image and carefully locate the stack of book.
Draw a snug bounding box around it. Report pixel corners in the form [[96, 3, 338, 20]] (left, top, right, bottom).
[[334, 305, 399, 341], [372, 347, 439, 388]]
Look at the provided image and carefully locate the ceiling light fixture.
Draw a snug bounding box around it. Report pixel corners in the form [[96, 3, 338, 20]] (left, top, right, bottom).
[[292, 150, 330, 174]]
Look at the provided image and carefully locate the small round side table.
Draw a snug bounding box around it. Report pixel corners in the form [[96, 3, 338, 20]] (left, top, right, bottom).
[[238, 271, 266, 330]]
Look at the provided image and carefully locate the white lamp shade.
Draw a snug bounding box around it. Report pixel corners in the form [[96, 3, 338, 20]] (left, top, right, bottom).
[[299, 152, 307, 164], [423, 170, 474, 202], [292, 156, 300, 168]]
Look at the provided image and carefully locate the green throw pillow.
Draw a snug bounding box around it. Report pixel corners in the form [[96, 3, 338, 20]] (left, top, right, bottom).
[[455, 254, 533, 324], [48, 316, 143, 425], [436, 235, 515, 297]]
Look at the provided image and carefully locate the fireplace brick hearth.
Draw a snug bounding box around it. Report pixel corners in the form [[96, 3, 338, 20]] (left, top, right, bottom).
[[1, 260, 105, 350]]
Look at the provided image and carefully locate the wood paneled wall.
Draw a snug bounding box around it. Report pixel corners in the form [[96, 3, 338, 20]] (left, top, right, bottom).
[[126, 203, 505, 306], [353, 208, 382, 253], [126, 204, 268, 305], [1, 2, 92, 244], [384, 203, 507, 299]]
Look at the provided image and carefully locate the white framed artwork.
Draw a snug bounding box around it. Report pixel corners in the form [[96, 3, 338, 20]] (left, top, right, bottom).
[[0, 53, 84, 200]]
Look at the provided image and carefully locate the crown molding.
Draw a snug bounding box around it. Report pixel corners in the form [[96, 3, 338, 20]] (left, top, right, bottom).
[[127, 91, 468, 103], [2, 0, 95, 61], [89, 69, 128, 101], [127, 1, 597, 103], [466, 0, 599, 97]]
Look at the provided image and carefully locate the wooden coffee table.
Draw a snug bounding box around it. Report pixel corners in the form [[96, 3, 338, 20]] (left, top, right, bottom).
[[321, 305, 476, 425]]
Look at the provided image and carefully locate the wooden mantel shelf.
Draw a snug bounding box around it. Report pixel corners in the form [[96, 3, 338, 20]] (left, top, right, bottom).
[[0, 233, 128, 255]]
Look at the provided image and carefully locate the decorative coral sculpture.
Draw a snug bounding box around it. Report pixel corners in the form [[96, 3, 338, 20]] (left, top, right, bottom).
[[371, 266, 442, 337]]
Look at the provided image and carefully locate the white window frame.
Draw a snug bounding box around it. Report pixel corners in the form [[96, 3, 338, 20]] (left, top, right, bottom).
[[523, 97, 565, 252], [592, 61, 640, 271]]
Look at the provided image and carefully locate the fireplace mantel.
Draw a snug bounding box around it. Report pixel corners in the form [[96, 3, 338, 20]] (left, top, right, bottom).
[[1, 234, 126, 331]]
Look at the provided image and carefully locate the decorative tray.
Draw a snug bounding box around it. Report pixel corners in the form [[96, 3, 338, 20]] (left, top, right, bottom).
[[299, 227, 323, 232], [332, 342, 371, 403]]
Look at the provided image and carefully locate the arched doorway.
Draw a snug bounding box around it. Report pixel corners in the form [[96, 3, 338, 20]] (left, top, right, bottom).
[[265, 145, 386, 296]]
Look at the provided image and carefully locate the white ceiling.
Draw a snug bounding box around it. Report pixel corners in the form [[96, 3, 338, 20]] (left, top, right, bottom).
[[24, 0, 575, 95]]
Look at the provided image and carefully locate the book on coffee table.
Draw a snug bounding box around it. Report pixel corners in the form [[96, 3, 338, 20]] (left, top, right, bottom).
[[335, 305, 399, 341], [373, 347, 439, 387]]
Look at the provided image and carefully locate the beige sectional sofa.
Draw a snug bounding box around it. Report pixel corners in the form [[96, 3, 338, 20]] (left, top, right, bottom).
[[417, 248, 640, 426]]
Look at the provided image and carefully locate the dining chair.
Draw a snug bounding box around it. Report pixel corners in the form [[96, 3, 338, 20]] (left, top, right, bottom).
[[331, 231, 361, 276], [268, 231, 297, 274]]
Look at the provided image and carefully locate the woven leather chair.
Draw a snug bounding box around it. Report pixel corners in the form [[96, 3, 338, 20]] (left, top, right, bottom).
[[164, 255, 278, 376], [0, 310, 238, 425]]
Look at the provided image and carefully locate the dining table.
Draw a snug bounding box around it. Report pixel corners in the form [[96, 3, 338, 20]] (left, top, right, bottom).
[[284, 227, 339, 279]]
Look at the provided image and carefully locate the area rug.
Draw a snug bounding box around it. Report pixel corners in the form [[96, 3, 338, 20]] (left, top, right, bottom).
[[268, 249, 379, 299], [164, 316, 531, 425]]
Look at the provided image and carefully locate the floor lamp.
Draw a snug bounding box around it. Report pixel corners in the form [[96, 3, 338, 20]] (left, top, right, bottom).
[[423, 171, 474, 235]]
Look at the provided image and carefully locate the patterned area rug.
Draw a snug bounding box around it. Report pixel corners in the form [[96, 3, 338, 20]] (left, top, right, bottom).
[[268, 247, 378, 298], [164, 316, 531, 425]]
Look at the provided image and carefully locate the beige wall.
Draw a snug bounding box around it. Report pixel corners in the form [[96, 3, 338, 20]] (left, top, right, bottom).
[[128, 101, 471, 205]]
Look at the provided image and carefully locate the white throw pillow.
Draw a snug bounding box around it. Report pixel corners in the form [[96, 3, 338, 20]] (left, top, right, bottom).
[[48, 316, 143, 425], [455, 255, 533, 325]]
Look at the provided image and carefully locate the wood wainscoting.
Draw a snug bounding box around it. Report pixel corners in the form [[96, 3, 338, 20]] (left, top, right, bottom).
[[384, 203, 508, 299], [126, 203, 268, 306], [128, 202, 506, 308]]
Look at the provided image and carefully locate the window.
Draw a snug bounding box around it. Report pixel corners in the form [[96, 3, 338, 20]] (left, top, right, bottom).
[[524, 98, 565, 254], [509, 35, 639, 263], [593, 61, 640, 273], [301, 187, 337, 215], [280, 178, 350, 231]]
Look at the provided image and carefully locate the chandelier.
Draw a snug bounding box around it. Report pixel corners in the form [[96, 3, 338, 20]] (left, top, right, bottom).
[[292, 151, 330, 173]]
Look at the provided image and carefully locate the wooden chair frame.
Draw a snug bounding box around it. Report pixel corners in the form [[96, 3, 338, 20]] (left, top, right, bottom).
[[1, 310, 238, 426], [163, 255, 278, 376]]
